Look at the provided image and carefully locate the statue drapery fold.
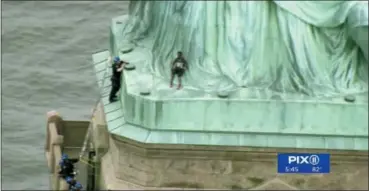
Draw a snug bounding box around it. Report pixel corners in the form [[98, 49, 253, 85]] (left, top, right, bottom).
[[121, 1, 368, 97]]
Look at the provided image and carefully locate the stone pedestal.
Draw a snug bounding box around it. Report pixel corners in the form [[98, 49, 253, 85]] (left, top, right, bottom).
[[97, 134, 368, 190], [86, 13, 369, 190]]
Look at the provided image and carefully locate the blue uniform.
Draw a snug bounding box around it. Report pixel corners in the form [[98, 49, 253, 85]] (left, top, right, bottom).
[[59, 154, 69, 176], [59, 154, 68, 165], [70, 182, 83, 191], [59, 154, 77, 178]]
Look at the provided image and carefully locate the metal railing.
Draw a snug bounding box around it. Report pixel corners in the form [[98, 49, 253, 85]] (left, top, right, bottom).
[[79, 55, 111, 161]]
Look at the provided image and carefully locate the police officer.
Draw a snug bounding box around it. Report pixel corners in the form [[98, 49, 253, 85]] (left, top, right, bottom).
[[109, 56, 126, 102], [58, 154, 70, 178], [58, 154, 78, 179], [59, 154, 68, 166], [65, 177, 82, 191], [65, 176, 76, 188]]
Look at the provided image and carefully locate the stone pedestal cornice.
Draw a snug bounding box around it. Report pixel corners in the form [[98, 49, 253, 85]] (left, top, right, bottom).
[[99, 133, 368, 190]]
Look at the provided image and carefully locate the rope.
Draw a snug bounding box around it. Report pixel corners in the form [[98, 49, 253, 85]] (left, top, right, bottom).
[[76, 158, 102, 178], [78, 157, 95, 168]]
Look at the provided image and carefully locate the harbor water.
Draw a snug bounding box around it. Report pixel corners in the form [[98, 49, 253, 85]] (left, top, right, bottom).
[[2, 1, 128, 189]]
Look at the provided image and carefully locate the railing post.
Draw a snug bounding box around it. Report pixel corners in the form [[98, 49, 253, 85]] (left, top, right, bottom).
[[87, 151, 96, 191]]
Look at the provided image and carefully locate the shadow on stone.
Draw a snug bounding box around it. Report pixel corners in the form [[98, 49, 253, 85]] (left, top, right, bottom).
[[120, 41, 135, 54], [344, 95, 355, 103], [121, 48, 134, 54], [139, 87, 151, 96], [248, 177, 265, 186], [161, 182, 204, 188], [270, 95, 282, 100], [217, 91, 229, 98], [230, 184, 244, 189]]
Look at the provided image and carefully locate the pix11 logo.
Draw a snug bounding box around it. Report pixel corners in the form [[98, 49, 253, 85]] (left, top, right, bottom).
[[288, 154, 320, 165], [277, 153, 330, 174]]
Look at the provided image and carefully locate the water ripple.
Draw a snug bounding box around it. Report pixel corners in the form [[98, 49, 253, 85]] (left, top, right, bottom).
[[2, 1, 129, 189]]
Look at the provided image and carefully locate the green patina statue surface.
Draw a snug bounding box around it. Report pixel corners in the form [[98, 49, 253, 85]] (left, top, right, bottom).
[[90, 1, 368, 150], [121, 1, 368, 97]]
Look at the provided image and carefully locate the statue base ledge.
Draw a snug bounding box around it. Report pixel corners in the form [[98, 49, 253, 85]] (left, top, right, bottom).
[[89, 15, 368, 151], [92, 50, 367, 151]]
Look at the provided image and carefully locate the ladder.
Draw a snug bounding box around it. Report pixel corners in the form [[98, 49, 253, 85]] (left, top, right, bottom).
[[79, 56, 111, 161]]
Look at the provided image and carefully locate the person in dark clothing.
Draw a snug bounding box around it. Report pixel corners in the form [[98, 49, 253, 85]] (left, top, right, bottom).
[[66, 176, 76, 187], [109, 56, 127, 102], [170, 51, 188, 89], [65, 176, 77, 191], [58, 154, 78, 179], [66, 176, 83, 191]]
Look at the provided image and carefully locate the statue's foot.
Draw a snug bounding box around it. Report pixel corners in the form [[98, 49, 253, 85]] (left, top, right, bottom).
[[177, 84, 182, 90], [170, 84, 173, 88]]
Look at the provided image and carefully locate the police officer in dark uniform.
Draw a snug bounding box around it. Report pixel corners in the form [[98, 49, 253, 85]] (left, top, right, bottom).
[[66, 177, 76, 188], [170, 51, 188, 89], [109, 56, 126, 102], [70, 182, 83, 191], [58, 154, 78, 179], [66, 177, 83, 191]]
